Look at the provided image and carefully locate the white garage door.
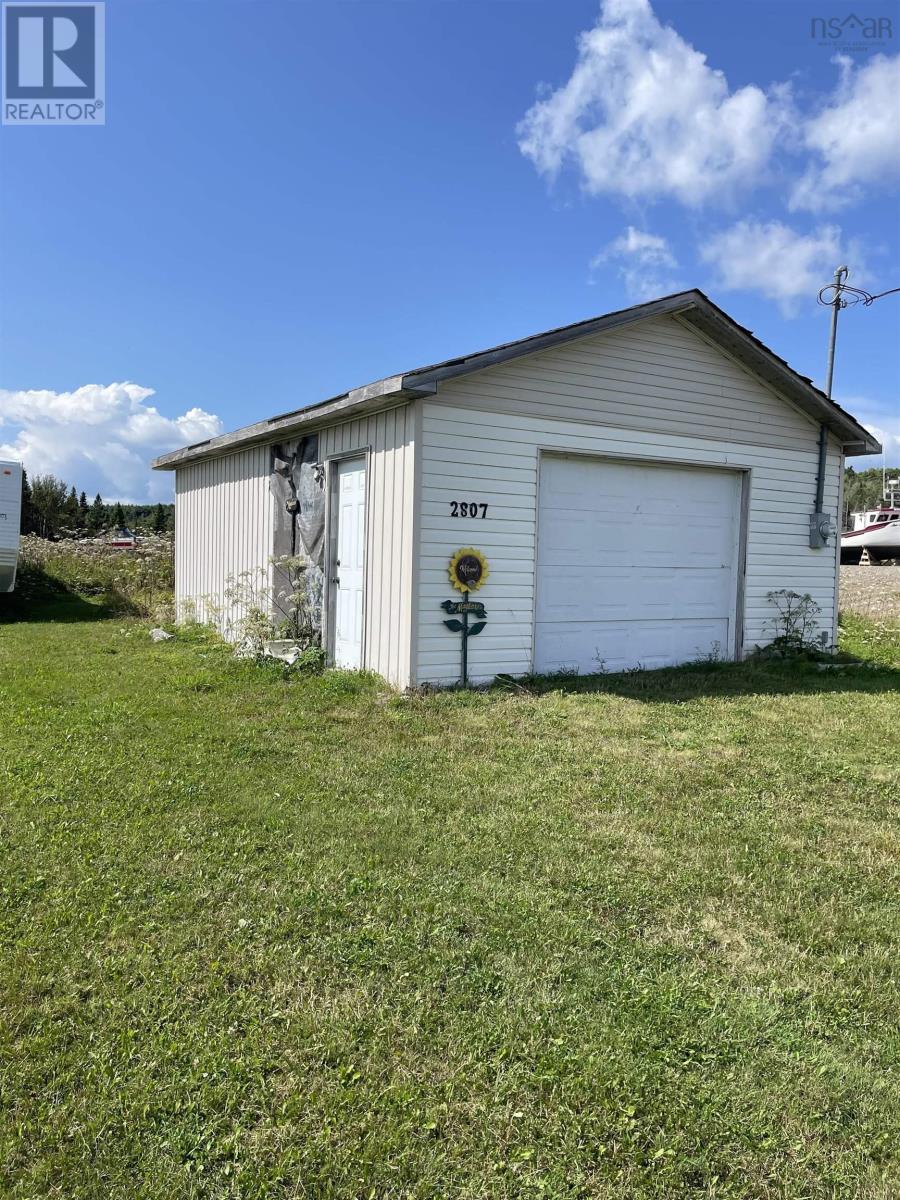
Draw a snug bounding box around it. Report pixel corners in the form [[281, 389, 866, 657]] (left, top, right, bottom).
[[535, 456, 742, 674]]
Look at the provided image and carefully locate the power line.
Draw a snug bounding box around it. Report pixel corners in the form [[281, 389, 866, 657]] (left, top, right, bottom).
[[818, 280, 900, 308], [816, 266, 900, 399]]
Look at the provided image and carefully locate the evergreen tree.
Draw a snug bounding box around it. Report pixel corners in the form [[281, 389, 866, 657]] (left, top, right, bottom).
[[64, 485, 79, 527], [78, 491, 89, 526], [87, 493, 105, 533], [152, 502, 168, 533], [112, 501, 126, 528], [20, 469, 35, 534]]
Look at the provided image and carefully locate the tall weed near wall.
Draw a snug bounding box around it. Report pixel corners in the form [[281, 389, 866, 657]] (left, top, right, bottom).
[[17, 535, 175, 619]]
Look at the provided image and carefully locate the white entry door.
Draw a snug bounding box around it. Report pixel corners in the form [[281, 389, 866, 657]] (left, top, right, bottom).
[[333, 457, 367, 669], [535, 455, 741, 674]]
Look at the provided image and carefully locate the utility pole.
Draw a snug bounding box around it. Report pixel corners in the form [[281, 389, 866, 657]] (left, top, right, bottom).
[[824, 264, 848, 398], [818, 267, 900, 397]]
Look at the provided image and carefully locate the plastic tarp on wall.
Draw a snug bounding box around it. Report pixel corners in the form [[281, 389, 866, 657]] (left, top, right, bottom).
[[270, 435, 325, 637]]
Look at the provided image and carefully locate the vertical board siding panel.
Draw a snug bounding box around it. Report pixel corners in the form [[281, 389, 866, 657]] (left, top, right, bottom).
[[388, 408, 401, 682], [172, 445, 274, 638], [401, 408, 415, 685], [374, 414, 387, 678], [223, 455, 231, 623], [365, 418, 379, 673], [376, 411, 391, 678], [391, 408, 402, 679], [202, 459, 210, 621], [207, 458, 213, 619], [202, 458, 210, 622], [190, 462, 197, 617], [200, 459, 208, 621], [400, 405, 414, 686], [196, 465, 202, 615], [183, 465, 191, 617], [175, 472, 182, 616], [397, 407, 408, 682], [193, 462, 201, 618], [187, 465, 194, 616], [195, 460, 202, 619], [376, 411, 388, 679]]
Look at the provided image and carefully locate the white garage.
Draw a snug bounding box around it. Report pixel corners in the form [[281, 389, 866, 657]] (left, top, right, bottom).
[[154, 290, 880, 688], [535, 456, 742, 674]]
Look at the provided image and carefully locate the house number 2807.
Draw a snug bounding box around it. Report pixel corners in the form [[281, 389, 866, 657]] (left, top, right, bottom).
[[450, 501, 488, 518]]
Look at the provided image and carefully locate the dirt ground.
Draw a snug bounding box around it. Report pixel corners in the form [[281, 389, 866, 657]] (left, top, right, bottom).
[[840, 565, 900, 621]]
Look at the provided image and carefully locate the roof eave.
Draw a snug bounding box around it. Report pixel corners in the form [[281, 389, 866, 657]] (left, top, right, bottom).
[[152, 377, 434, 470], [396, 291, 879, 454]]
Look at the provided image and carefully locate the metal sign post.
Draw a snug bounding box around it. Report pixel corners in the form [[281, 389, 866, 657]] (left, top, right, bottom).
[[441, 598, 487, 687]]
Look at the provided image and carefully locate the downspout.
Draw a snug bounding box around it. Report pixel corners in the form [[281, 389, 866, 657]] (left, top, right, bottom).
[[809, 422, 834, 549], [815, 422, 828, 514]]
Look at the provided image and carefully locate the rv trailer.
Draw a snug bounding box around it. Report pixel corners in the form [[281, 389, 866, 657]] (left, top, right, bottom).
[[0, 461, 23, 593]]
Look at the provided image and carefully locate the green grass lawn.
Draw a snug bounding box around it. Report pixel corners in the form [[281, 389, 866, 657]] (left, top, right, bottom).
[[2, 596, 899, 1199]]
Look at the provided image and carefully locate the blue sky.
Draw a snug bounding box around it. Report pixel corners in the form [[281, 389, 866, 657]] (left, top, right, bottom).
[[1, 0, 898, 500]]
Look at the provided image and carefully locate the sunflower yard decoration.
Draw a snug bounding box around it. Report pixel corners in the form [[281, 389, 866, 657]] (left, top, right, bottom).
[[442, 548, 489, 686], [448, 547, 489, 594]]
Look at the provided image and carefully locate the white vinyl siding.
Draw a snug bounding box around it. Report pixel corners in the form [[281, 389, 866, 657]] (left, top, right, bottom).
[[415, 316, 840, 685], [321, 404, 416, 687], [175, 445, 274, 634], [437, 315, 822, 453]]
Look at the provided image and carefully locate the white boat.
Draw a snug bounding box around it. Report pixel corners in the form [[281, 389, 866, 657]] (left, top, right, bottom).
[[0, 460, 22, 592], [841, 479, 900, 562]]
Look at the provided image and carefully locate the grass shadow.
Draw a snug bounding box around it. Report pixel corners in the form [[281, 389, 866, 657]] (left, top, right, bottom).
[[0, 569, 126, 625], [494, 656, 900, 703]]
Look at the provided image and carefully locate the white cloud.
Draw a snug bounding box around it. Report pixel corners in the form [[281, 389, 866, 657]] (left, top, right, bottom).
[[838, 400, 900, 468], [860, 422, 900, 463], [699, 220, 865, 314], [791, 55, 900, 212], [516, 5, 899, 312], [592, 226, 680, 299], [517, 0, 787, 207], [0, 383, 222, 501]]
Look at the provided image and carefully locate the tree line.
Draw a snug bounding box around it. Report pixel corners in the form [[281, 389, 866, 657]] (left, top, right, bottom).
[[20, 471, 174, 539]]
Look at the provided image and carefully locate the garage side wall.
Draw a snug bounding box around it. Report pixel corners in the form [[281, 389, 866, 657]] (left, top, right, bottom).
[[174, 445, 274, 635], [320, 404, 416, 687], [415, 315, 841, 685]]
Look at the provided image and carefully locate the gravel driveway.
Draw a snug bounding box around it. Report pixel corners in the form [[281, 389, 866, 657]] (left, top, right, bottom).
[[840, 565, 900, 621]]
